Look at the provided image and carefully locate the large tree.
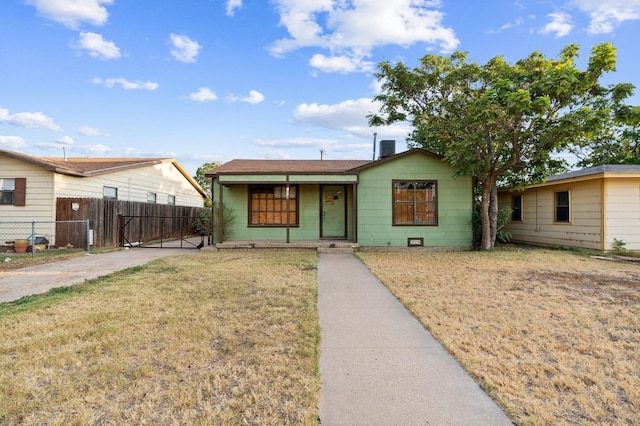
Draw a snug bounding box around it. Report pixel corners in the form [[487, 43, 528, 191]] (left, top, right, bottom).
[[369, 43, 625, 250], [194, 161, 220, 207]]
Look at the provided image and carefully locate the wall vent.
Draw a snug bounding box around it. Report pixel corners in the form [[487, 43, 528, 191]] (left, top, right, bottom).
[[407, 237, 424, 247], [379, 140, 396, 159]]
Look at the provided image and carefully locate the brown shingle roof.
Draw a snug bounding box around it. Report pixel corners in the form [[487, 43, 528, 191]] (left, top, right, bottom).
[[207, 159, 372, 175]]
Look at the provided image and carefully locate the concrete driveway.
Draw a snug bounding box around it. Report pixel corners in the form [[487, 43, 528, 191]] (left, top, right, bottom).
[[0, 247, 200, 303]]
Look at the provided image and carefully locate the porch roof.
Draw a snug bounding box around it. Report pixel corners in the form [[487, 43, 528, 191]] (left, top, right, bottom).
[[206, 159, 372, 176]]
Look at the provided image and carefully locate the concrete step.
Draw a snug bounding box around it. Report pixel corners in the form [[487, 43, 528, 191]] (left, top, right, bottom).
[[317, 247, 354, 253]]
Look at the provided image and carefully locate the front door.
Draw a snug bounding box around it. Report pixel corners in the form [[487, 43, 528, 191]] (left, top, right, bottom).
[[321, 185, 346, 238]]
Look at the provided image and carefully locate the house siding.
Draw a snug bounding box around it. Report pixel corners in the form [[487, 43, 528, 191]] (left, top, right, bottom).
[[500, 179, 603, 250], [54, 162, 204, 207], [0, 156, 56, 221], [357, 152, 472, 248], [604, 179, 640, 250]]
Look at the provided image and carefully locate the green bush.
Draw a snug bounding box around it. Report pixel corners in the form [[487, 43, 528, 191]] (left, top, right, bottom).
[[194, 203, 235, 243], [472, 206, 512, 247]]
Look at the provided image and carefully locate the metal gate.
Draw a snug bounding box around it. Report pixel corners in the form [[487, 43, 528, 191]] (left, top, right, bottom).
[[118, 215, 203, 249]]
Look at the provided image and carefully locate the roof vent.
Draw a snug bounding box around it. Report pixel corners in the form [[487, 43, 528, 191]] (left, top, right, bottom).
[[379, 140, 396, 159]]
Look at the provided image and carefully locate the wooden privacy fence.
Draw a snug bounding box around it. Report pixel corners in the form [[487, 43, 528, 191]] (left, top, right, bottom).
[[56, 198, 208, 249]]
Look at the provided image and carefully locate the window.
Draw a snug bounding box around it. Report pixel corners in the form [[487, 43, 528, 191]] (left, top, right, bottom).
[[511, 195, 522, 222], [147, 192, 157, 204], [0, 178, 15, 204], [249, 185, 298, 226], [555, 190, 570, 222], [0, 178, 26, 206], [393, 180, 437, 225], [168, 195, 176, 205], [103, 186, 118, 200]]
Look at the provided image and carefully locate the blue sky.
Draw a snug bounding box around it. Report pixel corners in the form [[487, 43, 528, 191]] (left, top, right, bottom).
[[1, 0, 639, 175]]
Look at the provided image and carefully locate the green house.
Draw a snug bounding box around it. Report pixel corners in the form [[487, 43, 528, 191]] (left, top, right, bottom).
[[206, 149, 472, 249]]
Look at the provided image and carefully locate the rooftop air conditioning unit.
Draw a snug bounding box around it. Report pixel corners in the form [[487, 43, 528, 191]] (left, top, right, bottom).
[[379, 140, 396, 159]]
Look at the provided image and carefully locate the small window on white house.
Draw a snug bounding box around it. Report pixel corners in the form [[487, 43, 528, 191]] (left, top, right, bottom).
[[103, 186, 118, 200], [0, 178, 15, 204], [0, 178, 25, 206], [147, 192, 157, 204], [168, 195, 176, 205]]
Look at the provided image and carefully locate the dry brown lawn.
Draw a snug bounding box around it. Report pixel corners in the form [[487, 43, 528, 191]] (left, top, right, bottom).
[[0, 251, 319, 425], [358, 248, 640, 425]]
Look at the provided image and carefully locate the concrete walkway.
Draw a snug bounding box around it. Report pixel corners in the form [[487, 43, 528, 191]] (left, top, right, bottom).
[[317, 252, 513, 425]]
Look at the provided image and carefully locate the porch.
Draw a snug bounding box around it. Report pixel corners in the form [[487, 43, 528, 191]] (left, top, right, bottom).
[[205, 239, 359, 253]]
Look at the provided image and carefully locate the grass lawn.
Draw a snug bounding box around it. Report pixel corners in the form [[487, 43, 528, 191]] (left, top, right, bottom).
[[358, 248, 640, 425], [0, 251, 320, 425], [2, 247, 638, 425]]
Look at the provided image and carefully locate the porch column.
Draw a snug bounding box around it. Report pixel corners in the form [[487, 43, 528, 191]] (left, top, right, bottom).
[[352, 183, 358, 243], [285, 176, 290, 243], [217, 178, 224, 244]]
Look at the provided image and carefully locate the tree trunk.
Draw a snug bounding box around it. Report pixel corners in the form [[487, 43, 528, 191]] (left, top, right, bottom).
[[489, 181, 498, 247], [479, 176, 498, 251]]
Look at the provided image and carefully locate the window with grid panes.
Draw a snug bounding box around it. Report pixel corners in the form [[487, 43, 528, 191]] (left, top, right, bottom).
[[392, 180, 437, 225], [249, 185, 298, 226]]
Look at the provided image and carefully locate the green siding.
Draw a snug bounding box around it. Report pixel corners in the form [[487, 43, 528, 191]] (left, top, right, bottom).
[[357, 152, 472, 247], [215, 183, 323, 241]]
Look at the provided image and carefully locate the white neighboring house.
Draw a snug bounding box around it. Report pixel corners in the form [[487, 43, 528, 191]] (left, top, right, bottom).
[[498, 165, 640, 251], [1, 149, 206, 246]]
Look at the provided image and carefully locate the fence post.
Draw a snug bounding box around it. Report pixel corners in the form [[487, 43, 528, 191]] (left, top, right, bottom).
[[31, 221, 35, 258], [86, 219, 91, 253]]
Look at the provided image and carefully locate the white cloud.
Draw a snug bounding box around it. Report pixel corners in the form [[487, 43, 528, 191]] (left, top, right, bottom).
[[77, 125, 109, 136], [241, 90, 265, 104], [72, 32, 120, 60], [187, 87, 218, 102], [293, 97, 411, 140], [92, 77, 159, 90], [310, 54, 374, 73], [0, 136, 28, 150], [226, 0, 243, 17], [227, 90, 265, 104], [55, 135, 74, 145], [571, 0, 640, 34], [26, 0, 113, 29], [169, 33, 202, 63], [293, 98, 380, 135], [487, 17, 525, 34], [539, 12, 573, 37], [269, 0, 459, 73], [0, 107, 61, 130]]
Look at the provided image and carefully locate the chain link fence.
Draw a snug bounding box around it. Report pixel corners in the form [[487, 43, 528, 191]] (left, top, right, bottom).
[[0, 220, 90, 257]]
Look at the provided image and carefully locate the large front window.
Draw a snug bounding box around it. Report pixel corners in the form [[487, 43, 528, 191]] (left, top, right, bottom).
[[393, 180, 437, 225], [249, 185, 298, 226]]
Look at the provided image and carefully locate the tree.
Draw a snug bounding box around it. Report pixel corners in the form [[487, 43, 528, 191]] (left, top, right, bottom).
[[569, 83, 640, 167], [369, 43, 623, 250], [194, 161, 220, 208]]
